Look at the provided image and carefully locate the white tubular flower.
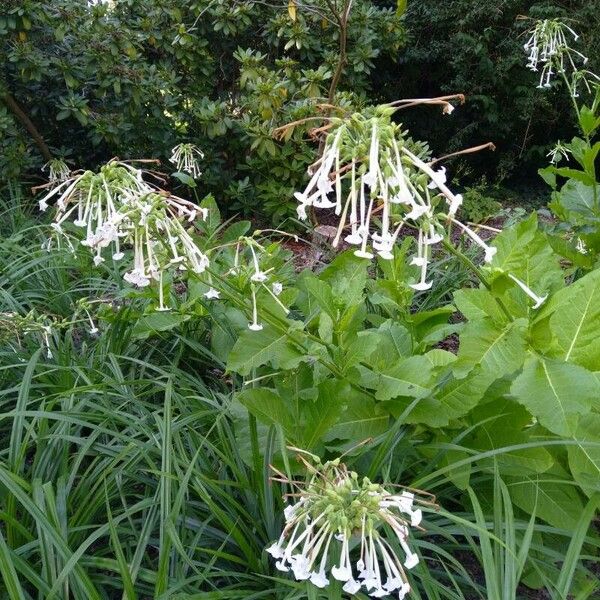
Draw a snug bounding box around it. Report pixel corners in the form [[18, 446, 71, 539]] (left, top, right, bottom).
[[169, 143, 205, 178], [42, 159, 71, 183], [267, 456, 436, 597], [524, 20, 588, 89], [547, 142, 572, 164], [450, 218, 497, 263], [204, 288, 220, 300], [293, 107, 506, 295], [248, 285, 263, 331], [249, 244, 268, 282], [508, 274, 548, 309], [410, 249, 432, 292], [427, 167, 446, 190]]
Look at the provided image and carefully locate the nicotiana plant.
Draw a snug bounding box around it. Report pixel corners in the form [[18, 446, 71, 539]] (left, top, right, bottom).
[[36, 158, 210, 309], [292, 100, 547, 308], [169, 142, 205, 179], [522, 18, 595, 94], [268, 451, 435, 598], [35, 152, 288, 326], [525, 18, 600, 268]]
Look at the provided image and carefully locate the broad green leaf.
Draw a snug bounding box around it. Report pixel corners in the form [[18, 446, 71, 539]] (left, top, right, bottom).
[[396, 0, 408, 16], [171, 171, 197, 188], [567, 414, 600, 496], [578, 105, 600, 137], [323, 394, 389, 442], [367, 321, 412, 368], [220, 220, 251, 244], [301, 380, 349, 449], [320, 251, 367, 309], [303, 276, 337, 320], [507, 474, 584, 530], [489, 212, 538, 273], [132, 311, 191, 339], [394, 367, 491, 427], [510, 357, 598, 436], [454, 318, 528, 381], [532, 268, 600, 370], [424, 349, 456, 368], [549, 180, 599, 224], [453, 288, 506, 323], [467, 399, 554, 476], [227, 322, 307, 376], [545, 233, 594, 269], [342, 330, 381, 371], [487, 213, 563, 316], [200, 194, 220, 231], [375, 355, 435, 400], [237, 388, 293, 432], [238, 380, 348, 449]]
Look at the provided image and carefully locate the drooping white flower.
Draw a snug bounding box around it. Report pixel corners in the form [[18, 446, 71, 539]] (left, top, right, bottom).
[[248, 285, 263, 331], [42, 158, 71, 183], [450, 218, 497, 263], [266, 455, 435, 597], [523, 19, 589, 91], [508, 274, 548, 309], [169, 143, 204, 178]]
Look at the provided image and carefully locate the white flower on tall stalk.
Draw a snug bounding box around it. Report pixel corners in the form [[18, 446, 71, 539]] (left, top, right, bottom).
[[508, 274, 548, 309], [169, 143, 205, 178], [42, 159, 71, 183], [37, 160, 210, 310], [267, 454, 436, 598], [293, 107, 549, 308], [546, 141, 572, 164], [523, 19, 589, 92]]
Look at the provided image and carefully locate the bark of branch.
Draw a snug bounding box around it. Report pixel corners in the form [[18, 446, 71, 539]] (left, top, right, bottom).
[[1, 91, 52, 162]]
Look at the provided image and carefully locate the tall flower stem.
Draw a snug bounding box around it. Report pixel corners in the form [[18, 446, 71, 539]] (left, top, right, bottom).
[[442, 238, 514, 323], [203, 266, 349, 380], [560, 70, 584, 136]]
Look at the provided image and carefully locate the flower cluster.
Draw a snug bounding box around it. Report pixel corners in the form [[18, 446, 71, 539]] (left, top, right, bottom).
[[169, 143, 204, 178], [37, 160, 210, 310], [294, 107, 549, 308], [295, 110, 493, 291], [268, 456, 435, 598], [42, 158, 71, 183], [220, 236, 288, 331], [523, 19, 594, 94]]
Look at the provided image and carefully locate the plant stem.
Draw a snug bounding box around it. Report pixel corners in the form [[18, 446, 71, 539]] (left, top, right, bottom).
[[1, 90, 53, 162], [326, 0, 351, 106], [442, 238, 514, 323]]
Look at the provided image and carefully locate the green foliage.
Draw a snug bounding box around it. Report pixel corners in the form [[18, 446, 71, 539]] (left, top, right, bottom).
[[391, 1, 600, 179], [0, 0, 405, 223], [1, 184, 600, 597], [459, 180, 502, 223], [540, 87, 600, 269]]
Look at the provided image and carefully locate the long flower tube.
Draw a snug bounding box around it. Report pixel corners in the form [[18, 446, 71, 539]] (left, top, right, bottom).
[[267, 454, 436, 598], [292, 106, 550, 309]]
